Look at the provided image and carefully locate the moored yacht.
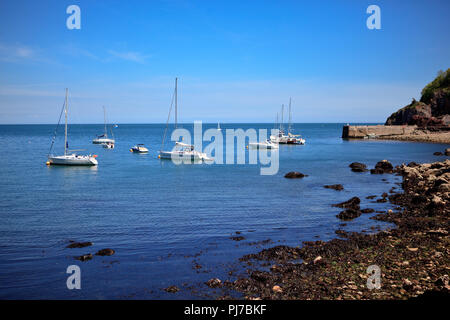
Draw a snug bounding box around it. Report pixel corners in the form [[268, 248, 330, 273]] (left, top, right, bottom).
[[93, 106, 115, 144], [47, 89, 98, 166], [159, 78, 212, 162]]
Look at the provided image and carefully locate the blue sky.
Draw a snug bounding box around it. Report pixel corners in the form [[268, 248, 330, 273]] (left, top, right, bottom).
[[0, 0, 449, 124]]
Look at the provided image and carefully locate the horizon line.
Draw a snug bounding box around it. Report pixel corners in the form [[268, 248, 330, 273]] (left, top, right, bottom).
[[0, 122, 384, 126]]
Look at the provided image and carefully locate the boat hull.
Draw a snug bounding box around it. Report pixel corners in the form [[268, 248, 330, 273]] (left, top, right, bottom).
[[93, 138, 115, 144], [48, 155, 98, 166], [248, 143, 278, 149], [131, 147, 148, 153], [159, 150, 209, 161]]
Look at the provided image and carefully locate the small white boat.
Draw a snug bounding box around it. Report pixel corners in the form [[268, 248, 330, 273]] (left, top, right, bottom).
[[217, 122, 222, 131], [93, 106, 115, 144], [47, 89, 98, 166], [248, 139, 279, 149], [103, 142, 115, 149], [130, 144, 149, 153], [159, 142, 211, 161]]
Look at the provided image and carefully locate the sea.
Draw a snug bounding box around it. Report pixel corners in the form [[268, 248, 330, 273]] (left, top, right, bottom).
[[0, 123, 447, 299]]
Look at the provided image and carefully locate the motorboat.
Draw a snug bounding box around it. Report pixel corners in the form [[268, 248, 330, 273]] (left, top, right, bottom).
[[103, 142, 115, 149], [130, 144, 149, 153], [248, 139, 279, 149]]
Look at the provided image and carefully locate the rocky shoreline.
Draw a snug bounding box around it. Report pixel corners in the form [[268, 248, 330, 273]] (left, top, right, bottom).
[[213, 160, 450, 300], [374, 130, 450, 144]]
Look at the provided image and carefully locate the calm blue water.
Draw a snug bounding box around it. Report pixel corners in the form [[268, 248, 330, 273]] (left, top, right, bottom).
[[0, 123, 448, 299]]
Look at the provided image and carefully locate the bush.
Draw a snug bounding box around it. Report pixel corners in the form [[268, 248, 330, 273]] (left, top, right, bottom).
[[420, 68, 450, 104]]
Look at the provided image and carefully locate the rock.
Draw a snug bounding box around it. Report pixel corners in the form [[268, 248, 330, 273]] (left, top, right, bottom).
[[445, 148, 450, 156], [332, 197, 360, 209], [434, 152, 444, 156], [230, 236, 245, 241], [75, 253, 93, 262], [324, 184, 344, 191], [349, 162, 368, 172], [403, 278, 413, 290], [164, 286, 179, 293], [337, 209, 361, 221], [408, 161, 420, 167], [205, 278, 222, 288], [366, 195, 377, 199], [435, 275, 450, 290], [95, 248, 115, 256], [284, 171, 308, 179], [272, 285, 283, 293], [361, 208, 375, 214], [66, 241, 93, 249], [370, 160, 394, 174], [313, 256, 322, 264], [407, 247, 419, 252]]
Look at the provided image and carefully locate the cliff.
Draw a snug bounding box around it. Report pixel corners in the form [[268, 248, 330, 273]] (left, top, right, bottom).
[[385, 69, 450, 128]]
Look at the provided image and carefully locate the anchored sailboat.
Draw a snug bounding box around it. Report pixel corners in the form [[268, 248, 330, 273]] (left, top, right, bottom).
[[47, 89, 98, 166], [93, 106, 115, 144], [158, 78, 211, 161], [270, 98, 305, 145]]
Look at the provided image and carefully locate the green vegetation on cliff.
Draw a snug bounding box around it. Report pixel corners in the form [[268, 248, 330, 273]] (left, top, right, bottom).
[[385, 68, 450, 126], [420, 68, 450, 104]]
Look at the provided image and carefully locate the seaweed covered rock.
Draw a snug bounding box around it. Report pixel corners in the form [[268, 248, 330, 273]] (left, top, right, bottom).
[[370, 160, 394, 174], [95, 248, 115, 256], [66, 241, 93, 249], [324, 184, 344, 191], [349, 162, 368, 172], [284, 172, 308, 179], [332, 197, 360, 209], [337, 209, 362, 220]]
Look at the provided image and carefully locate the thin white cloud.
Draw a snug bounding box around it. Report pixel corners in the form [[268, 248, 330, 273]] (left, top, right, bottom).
[[0, 43, 36, 62], [107, 50, 150, 63], [60, 43, 100, 60]]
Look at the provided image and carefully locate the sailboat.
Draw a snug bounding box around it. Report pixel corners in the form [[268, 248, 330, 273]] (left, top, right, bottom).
[[159, 78, 211, 161], [217, 122, 221, 131], [270, 98, 305, 145], [93, 106, 115, 144], [47, 89, 98, 166]]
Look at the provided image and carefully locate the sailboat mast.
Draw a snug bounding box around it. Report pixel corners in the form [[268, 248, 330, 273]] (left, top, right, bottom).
[[103, 106, 108, 138], [175, 77, 178, 129], [288, 98, 292, 134], [64, 88, 68, 156], [280, 104, 284, 132]]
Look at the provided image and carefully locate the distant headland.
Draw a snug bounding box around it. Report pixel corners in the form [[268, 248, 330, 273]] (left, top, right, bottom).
[[343, 69, 450, 144]]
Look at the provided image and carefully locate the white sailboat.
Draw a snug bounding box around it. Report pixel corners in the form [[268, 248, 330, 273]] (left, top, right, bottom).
[[270, 98, 305, 145], [47, 89, 98, 166], [217, 122, 221, 131], [93, 106, 115, 144], [158, 78, 211, 161]]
